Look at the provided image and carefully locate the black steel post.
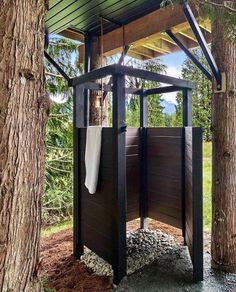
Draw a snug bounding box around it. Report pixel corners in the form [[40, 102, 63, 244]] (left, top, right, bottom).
[[183, 89, 192, 127], [73, 85, 84, 259], [84, 35, 91, 123], [73, 35, 91, 259], [192, 128, 203, 282], [112, 73, 127, 285], [182, 88, 192, 244], [139, 90, 148, 229]]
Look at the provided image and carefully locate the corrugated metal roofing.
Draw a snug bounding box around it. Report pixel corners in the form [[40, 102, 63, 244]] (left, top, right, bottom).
[[47, 0, 162, 35]]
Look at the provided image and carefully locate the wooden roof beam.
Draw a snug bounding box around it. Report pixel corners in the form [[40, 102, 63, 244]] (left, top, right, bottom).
[[130, 47, 157, 59], [160, 35, 179, 46], [143, 43, 168, 54], [59, 28, 84, 43], [199, 19, 211, 33], [127, 51, 149, 61], [173, 33, 199, 49], [178, 28, 198, 42], [101, 4, 197, 56], [152, 39, 178, 53]]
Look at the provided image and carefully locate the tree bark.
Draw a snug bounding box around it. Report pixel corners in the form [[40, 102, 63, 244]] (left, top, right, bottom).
[[211, 1, 236, 273], [0, 1, 49, 291], [89, 36, 108, 126]]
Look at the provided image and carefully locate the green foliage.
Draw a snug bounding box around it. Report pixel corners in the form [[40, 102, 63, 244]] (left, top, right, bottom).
[[203, 142, 212, 230], [42, 220, 72, 237], [164, 113, 175, 127], [174, 49, 212, 141], [126, 59, 166, 127], [44, 37, 81, 224], [42, 277, 56, 292]]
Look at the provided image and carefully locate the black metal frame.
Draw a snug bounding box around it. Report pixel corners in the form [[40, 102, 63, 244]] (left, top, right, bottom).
[[165, 30, 212, 81], [70, 62, 202, 283], [183, 3, 221, 89], [44, 37, 203, 285]]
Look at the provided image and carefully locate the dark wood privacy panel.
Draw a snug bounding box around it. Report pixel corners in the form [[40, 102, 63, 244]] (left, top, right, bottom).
[[78, 128, 116, 265], [126, 128, 140, 221], [147, 128, 184, 229], [185, 127, 203, 282]]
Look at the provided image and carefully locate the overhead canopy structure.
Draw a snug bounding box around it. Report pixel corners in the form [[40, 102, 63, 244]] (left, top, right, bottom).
[[46, 1, 211, 60]]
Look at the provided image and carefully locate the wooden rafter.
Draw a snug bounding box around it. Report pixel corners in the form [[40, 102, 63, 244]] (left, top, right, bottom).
[[143, 43, 167, 54], [152, 39, 178, 53], [59, 28, 84, 43], [101, 4, 192, 56], [199, 19, 211, 33], [130, 47, 156, 59], [178, 28, 198, 42]]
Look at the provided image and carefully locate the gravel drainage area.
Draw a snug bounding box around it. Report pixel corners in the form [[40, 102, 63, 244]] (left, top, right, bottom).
[[81, 229, 178, 278], [81, 228, 236, 292], [116, 249, 236, 292]]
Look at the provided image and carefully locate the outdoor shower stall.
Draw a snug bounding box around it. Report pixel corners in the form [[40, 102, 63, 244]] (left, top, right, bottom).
[[72, 64, 203, 285]]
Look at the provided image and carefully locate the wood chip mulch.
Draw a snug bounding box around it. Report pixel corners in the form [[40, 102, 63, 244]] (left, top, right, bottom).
[[40, 219, 210, 291]]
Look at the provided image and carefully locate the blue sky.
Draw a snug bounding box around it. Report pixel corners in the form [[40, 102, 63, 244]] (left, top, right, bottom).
[[158, 51, 187, 104]]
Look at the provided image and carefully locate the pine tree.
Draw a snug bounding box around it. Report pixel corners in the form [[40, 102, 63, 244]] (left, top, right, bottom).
[[44, 37, 82, 223], [174, 49, 212, 141], [126, 59, 166, 127]]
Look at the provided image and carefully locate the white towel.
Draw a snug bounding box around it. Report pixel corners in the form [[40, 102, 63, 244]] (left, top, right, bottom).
[[84, 126, 102, 194]]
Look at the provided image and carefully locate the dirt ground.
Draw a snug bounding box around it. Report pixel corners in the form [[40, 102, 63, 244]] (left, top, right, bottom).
[[40, 219, 210, 291]]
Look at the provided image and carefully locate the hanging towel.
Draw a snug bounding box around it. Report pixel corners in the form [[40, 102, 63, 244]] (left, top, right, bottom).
[[85, 126, 102, 194]]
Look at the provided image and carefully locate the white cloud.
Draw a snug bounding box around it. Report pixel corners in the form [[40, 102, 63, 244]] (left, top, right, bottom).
[[165, 65, 182, 78], [162, 92, 178, 104], [160, 66, 182, 105]]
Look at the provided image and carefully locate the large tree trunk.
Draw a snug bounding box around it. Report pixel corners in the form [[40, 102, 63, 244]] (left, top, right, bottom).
[[0, 1, 48, 291], [211, 1, 236, 273], [89, 36, 108, 126]]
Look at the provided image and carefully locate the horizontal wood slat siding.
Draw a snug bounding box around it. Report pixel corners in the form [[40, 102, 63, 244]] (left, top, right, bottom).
[[126, 128, 140, 221], [147, 128, 183, 229], [78, 128, 115, 265], [78, 127, 141, 265], [185, 127, 203, 282]]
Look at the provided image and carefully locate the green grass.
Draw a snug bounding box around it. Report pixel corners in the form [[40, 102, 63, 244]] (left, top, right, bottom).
[[42, 220, 72, 237], [203, 142, 212, 231], [42, 142, 212, 237]]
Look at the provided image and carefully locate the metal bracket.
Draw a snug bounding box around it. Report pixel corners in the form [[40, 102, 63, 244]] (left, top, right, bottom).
[[214, 72, 226, 93], [166, 30, 212, 81], [44, 27, 49, 50], [183, 2, 222, 90], [44, 50, 70, 82]]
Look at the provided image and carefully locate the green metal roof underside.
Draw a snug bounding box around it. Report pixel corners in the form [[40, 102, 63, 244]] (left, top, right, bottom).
[[47, 0, 162, 36]]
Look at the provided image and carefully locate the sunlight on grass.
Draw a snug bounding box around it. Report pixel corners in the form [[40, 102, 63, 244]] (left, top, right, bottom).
[[203, 142, 212, 231], [42, 220, 72, 237]]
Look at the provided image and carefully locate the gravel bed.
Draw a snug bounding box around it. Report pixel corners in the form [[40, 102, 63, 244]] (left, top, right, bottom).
[[81, 229, 178, 278]]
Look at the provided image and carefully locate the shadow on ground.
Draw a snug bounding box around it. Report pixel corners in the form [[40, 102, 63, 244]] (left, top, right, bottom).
[[116, 247, 236, 292]]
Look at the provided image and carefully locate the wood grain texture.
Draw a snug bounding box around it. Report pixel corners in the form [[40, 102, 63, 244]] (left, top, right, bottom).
[[147, 128, 183, 229], [78, 128, 115, 265], [126, 128, 140, 221], [0, 1, 48, 291], [211, 3, 236, 273]]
